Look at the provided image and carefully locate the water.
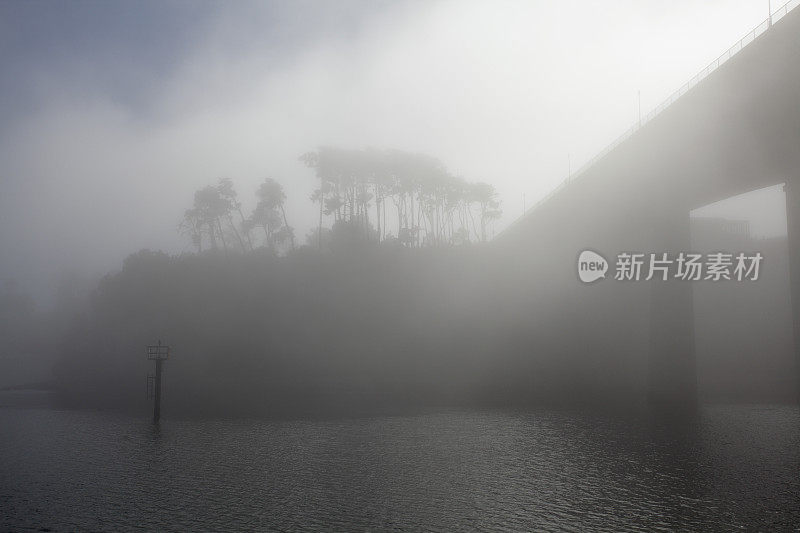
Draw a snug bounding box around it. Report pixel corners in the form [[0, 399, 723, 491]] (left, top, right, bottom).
[[2, 404, 799, 532]]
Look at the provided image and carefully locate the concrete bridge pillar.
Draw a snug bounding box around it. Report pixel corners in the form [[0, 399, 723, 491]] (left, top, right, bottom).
[[647, 209, 697, 412], [785, 181, 800, 402]]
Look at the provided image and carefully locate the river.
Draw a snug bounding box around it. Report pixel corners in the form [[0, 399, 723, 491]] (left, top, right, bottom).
[[2, 400, 799, 531]]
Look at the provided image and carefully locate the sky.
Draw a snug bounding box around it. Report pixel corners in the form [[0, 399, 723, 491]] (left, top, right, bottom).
[[0, 0, 788, 303]]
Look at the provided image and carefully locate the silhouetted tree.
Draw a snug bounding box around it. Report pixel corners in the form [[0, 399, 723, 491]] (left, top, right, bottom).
[[469, 182, 502, 242], [218, 177, 253, 252], [256, 178, 294, 250], [193, 185, 230, 251], [251, 178, 294, 252], [180, 208, 204, 252]]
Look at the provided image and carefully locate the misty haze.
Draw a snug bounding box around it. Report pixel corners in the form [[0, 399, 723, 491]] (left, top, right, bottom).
[[2, 1, 800, 531]]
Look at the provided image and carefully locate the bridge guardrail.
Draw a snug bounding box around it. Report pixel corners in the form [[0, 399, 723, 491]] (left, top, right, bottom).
[[503, 0, 799, 233]]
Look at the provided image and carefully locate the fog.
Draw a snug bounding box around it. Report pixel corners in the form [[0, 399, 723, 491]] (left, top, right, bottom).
[[0, 0, 774, 303], [5, 4, 800, 529]]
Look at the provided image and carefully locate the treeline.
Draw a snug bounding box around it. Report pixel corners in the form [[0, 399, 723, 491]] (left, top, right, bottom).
[[301, 147, 502, 246], [180, 177, 295, 254], [181, 147, 503, 255], [52, 247, 514, 416], [46, 149, 520, 415], [50, 241, 646, 416]]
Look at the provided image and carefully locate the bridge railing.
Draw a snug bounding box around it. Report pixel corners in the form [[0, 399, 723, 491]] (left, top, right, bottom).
[[504, 0, 799, 232]]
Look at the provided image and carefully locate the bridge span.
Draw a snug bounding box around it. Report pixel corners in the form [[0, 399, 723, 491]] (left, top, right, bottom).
[[493, 4, 800, 410]]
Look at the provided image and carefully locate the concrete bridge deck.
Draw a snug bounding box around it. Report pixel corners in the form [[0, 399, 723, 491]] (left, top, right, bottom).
[[494, 5, 800, 410]]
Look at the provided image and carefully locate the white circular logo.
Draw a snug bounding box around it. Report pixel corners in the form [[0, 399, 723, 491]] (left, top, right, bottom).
[[577, 250, 608, 283]]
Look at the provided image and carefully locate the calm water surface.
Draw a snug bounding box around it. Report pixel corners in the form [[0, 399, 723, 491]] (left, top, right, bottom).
[[2, 403, 799, 532]]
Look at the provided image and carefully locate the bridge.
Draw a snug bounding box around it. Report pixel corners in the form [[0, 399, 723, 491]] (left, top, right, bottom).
[[492, 2, 800, 411]]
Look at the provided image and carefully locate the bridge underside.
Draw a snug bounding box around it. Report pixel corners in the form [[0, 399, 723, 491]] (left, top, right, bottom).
[[491, 8, 800, 410]]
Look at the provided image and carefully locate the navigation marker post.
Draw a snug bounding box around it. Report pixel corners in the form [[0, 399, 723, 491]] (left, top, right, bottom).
[[146, 340, 170, 423]]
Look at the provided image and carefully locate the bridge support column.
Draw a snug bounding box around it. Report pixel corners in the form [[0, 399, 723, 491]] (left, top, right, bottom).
[[648, 210, 697, 412], [785, 181, 800, 402]]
